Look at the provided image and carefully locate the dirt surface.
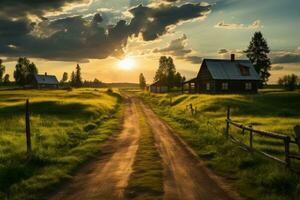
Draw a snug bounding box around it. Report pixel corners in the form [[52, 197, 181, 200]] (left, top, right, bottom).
[[50, 96, 141, 200], [139, 101, 242, 200], [50, 94, 242, 200]]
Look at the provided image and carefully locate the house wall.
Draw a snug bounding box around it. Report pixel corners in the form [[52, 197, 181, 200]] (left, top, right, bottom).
[[214, 80, 259, 93], [194, 62, 259, 93], [150, 86, 168, 93]]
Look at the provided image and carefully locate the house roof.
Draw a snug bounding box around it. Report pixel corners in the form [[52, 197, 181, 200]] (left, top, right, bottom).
[[34, 74, 59, 85], [150, 80, 167, 87], [200, 59, 261, 81]]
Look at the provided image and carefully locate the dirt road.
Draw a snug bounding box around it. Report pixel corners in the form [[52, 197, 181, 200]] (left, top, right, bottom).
[[50, 96, 141, 200], [139, 102, 241, 200], [50, 94, 241, 200]]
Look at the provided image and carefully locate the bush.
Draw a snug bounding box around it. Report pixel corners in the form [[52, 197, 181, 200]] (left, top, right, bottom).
[[278, 74, 299, 91]]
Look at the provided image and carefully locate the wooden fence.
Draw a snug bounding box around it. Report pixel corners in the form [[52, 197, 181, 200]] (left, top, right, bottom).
[[225, 106, 300, 167]]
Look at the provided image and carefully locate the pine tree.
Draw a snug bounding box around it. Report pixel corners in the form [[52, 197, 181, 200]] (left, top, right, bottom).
[[0, 59, 5, 83], [75, 64, 83, 87], [245, 32, 271, 87], [70, 71, 76, 87], [61, 72, 68, 83], [139, 73, 146, 90]]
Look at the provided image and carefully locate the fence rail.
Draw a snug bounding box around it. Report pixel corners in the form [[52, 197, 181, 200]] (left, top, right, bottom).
[[225, 106, 299, 167]]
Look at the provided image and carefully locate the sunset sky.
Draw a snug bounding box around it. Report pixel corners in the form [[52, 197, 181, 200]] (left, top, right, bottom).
[[1, 0, 299, 84]]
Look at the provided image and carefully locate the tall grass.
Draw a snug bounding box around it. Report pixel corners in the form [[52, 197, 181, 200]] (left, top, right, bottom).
[[0, 88, 122, 200], [139, 91, 300, 200]]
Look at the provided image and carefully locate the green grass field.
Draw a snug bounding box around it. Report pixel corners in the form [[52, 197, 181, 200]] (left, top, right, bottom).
[[139, 90, 300, 200], [0, 88, 122, 200]]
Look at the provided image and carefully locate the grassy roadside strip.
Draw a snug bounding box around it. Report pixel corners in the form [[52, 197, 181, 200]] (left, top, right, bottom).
[[5, 92, 124, 200], [125, 103, 164, 200], [138, 92, 300, 200]]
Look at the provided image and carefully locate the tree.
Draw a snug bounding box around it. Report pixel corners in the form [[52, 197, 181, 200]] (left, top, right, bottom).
[[154, 56, 184, 89], [3, 74, 10, 85], [245, 32, 271, 87], [70, 71, 76, 87], [14, 57, 38, 86], [61, 72, 68, 83], [0, 59, 5, 82], [75, 64, 83, 87], [278, 74, 299, 91], [139, 73, 146, 90]]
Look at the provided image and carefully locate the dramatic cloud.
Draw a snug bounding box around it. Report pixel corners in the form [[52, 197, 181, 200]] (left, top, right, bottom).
[[153, 34, 202, 64], [153, 34, 192, 56], [0, 0, 91, 19], [214, 20, 262, 30], [129, 3, 211, 41], [272, 48, 300, 64], [0, 2, 211, 62]]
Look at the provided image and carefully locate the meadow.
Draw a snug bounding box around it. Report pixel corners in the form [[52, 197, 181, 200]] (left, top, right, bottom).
[[0, 88, 122, 200], [139, 90, 300, 200]]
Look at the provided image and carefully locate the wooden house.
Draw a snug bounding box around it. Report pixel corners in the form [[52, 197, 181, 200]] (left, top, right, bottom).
[[150, 80, 168, 93], [33, 73, 59, 89], [184, 54, 261, 94]]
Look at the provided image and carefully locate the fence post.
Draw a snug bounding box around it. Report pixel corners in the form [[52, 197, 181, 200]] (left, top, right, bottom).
[[284, 137, 290, 167], [225, 106, 231, 138], [25, 99, 32, 153], [249, 125, 253, 150]]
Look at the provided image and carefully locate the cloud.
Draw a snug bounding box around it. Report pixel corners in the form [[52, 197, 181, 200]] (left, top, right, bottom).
[[214, 20, 262, 30], [128, 3, 211, 41], [0, 2, 211, 62], [218, 48, 228, 54], [153, 34, 192, 56], [0, 0, 91, 19], [271, 48, 300, 64], [153, 34, 202, 64]]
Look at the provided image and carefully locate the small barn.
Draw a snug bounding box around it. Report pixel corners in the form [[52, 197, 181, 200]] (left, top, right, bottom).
[[184, 54, 261, 94], [150, 80, 168, 93], [34, 73, 59, 89]]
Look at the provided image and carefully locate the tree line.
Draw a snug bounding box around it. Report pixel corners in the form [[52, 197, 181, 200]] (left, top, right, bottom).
[[0, 57, 103, 88], [139, 56, 185, 90]]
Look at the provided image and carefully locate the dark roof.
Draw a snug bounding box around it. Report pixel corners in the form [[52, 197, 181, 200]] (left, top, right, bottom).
[[34, 74, 59, 85], [150, 80, 167, 87], [184, 77, 197, 84], [198, 59, 261, 81]]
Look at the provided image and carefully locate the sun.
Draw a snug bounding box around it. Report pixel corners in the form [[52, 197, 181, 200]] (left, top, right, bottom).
[[118, 57, 136, 70]]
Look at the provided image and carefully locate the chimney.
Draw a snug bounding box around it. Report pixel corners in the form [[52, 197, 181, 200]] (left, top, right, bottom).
[[231, 54, 235, 61], [45, 72, 47, 76]]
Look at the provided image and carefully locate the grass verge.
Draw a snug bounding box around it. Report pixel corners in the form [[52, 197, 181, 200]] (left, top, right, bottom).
[[138, 91, 300, 200], [125, 103, 164, 200], [0, 88, 123, 200]]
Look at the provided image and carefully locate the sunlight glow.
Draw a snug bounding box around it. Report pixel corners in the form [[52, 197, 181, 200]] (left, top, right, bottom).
[[118, 57, 136, 70]]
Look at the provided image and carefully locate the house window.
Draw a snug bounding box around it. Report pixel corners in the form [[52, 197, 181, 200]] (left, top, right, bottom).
[[206, 83, 211, 91], [222, 82, 229, 90], [245, 82, 252, 90], [239, 65, 250, 76]]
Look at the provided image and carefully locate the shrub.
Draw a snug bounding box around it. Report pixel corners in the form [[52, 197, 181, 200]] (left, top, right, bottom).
[[278, 74, 299, 91]]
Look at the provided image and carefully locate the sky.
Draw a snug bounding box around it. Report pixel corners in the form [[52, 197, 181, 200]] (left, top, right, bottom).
[[0, 0, 299, 84]]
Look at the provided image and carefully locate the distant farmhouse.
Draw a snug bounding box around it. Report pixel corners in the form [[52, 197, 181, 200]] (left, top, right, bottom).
[[184, 54, 261, 94], [149, 80, 168, 93], [33, 73, 59, 89]]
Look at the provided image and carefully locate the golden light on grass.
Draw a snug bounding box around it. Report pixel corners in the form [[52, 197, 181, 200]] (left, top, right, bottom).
[[118, 57, 136, 70]]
